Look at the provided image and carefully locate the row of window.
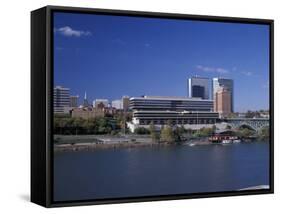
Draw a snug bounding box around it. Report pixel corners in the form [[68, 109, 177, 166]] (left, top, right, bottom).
[[133, 114, 219, 118], [139, 119, 216, 125]]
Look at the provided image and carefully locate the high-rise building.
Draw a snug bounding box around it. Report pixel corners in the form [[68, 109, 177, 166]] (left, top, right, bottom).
[[93, 99, 109, 108], [214, 87, 231, 117], [53, 86, 70, 114], [70, 95, 79, 108], [112, 99, 122, 109], [212, 78, 234, 112], [122, 96, 130, 112], [188, 77, 209, 99]]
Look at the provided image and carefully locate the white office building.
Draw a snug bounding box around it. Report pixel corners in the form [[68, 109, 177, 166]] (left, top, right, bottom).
[[53, 86, 71, 114], [127, 96, 218, 132], [112, 99, 123, 109]]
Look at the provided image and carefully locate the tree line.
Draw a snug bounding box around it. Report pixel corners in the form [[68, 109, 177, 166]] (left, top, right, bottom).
[[54, 117, 119, 135], [134, 122, 216, 144], [134, 123, 270, 143], [54, 115, 269, 142]]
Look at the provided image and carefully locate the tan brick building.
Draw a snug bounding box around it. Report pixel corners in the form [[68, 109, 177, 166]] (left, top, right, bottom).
[[214, 87, 231, 117], [71, 107, 105, 119]]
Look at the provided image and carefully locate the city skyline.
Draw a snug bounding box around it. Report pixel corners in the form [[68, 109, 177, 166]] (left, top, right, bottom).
[[54, 12, 270, 112]]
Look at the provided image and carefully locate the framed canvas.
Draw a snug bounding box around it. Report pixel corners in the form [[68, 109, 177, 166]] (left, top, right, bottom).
[[31, 5, 274, 207]]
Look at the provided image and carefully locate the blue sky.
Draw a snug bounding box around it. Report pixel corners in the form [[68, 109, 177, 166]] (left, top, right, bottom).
[[53, 12, 270, 112]]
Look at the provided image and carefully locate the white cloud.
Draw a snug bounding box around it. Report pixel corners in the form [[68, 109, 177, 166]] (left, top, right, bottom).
[[54, 26, 92, 37], [196, 65, 229, 74]]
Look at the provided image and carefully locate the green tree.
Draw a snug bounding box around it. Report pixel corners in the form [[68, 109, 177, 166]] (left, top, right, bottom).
[[185, 128, 193, 136], [228, 112, 237, 118], [59, 118, 69, 134], [226, 125, 232, 130], [173, 127, 181, 142], [73, 117, 84, 135], [53, 117, 61, 134], [197, 127, 213, 137], [166, 120, 173, 126], [238, 127, 255, 138], [134, 127, 150, 135], [160, 124, 174, 143], [149, 122, 160, 143], [258, 126, 269, 140], [212, 125, 217, 132], [179, 125, 186, 134]]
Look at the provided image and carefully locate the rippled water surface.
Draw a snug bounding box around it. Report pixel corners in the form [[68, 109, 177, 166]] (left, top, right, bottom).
[[54, 142, 269, 201]]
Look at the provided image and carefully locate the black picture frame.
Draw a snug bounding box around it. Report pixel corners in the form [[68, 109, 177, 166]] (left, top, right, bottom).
[[31, 5, 274, 208]]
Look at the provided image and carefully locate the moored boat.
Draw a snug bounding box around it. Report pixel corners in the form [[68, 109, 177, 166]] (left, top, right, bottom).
[[222, 139, 232, 144]]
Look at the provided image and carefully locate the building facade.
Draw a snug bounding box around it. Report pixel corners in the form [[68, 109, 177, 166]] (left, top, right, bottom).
[[71, 107, 105, 119], [70, 95, 79, 108], [130, 96, 214, 112], [212, 78, 234, 112], [53, 86, 70, 114], [122, 96, 130, 112], [132, 110, 219, 126], [128, 96, 218, 132], [93, 99, 109, 108], [111, 96, 130, 110], [112, 99, 123, 109], [214, 87, 231, 117], [188, 77, 209, 99]]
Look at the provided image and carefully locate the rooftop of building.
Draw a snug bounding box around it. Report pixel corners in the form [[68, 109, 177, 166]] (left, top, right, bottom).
[[189, 76, 209, 79], [54, 85, 70, 90], [133, 110, 217, 113], [94, 99, 109, 101], [213, 77, 233, 81], [130, 95, 213, 102]]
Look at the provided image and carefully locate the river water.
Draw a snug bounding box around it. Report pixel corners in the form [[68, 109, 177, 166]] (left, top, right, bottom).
[[53, 141, 270, 202]]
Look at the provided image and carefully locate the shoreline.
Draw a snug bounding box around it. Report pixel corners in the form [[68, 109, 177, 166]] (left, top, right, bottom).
[[53, 135, 268, 153], [54, 141, 175, 153], [53, 134, 212, 152]]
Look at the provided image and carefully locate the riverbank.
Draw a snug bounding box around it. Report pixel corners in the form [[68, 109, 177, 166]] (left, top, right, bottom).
[[54, 141, 173, 152], [53, 134, 268, 152], [53, 134, 209, 152]]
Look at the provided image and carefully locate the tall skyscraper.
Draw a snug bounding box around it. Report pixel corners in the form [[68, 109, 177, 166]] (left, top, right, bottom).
[[212, 78, 234, 112], [83, 91, 89, 107], [188, 77, 209, 99], [53, 86, 70, 114], [214, 86, 231, 117], [122, 96, 130, 111], [70, 95, 79, 108]]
